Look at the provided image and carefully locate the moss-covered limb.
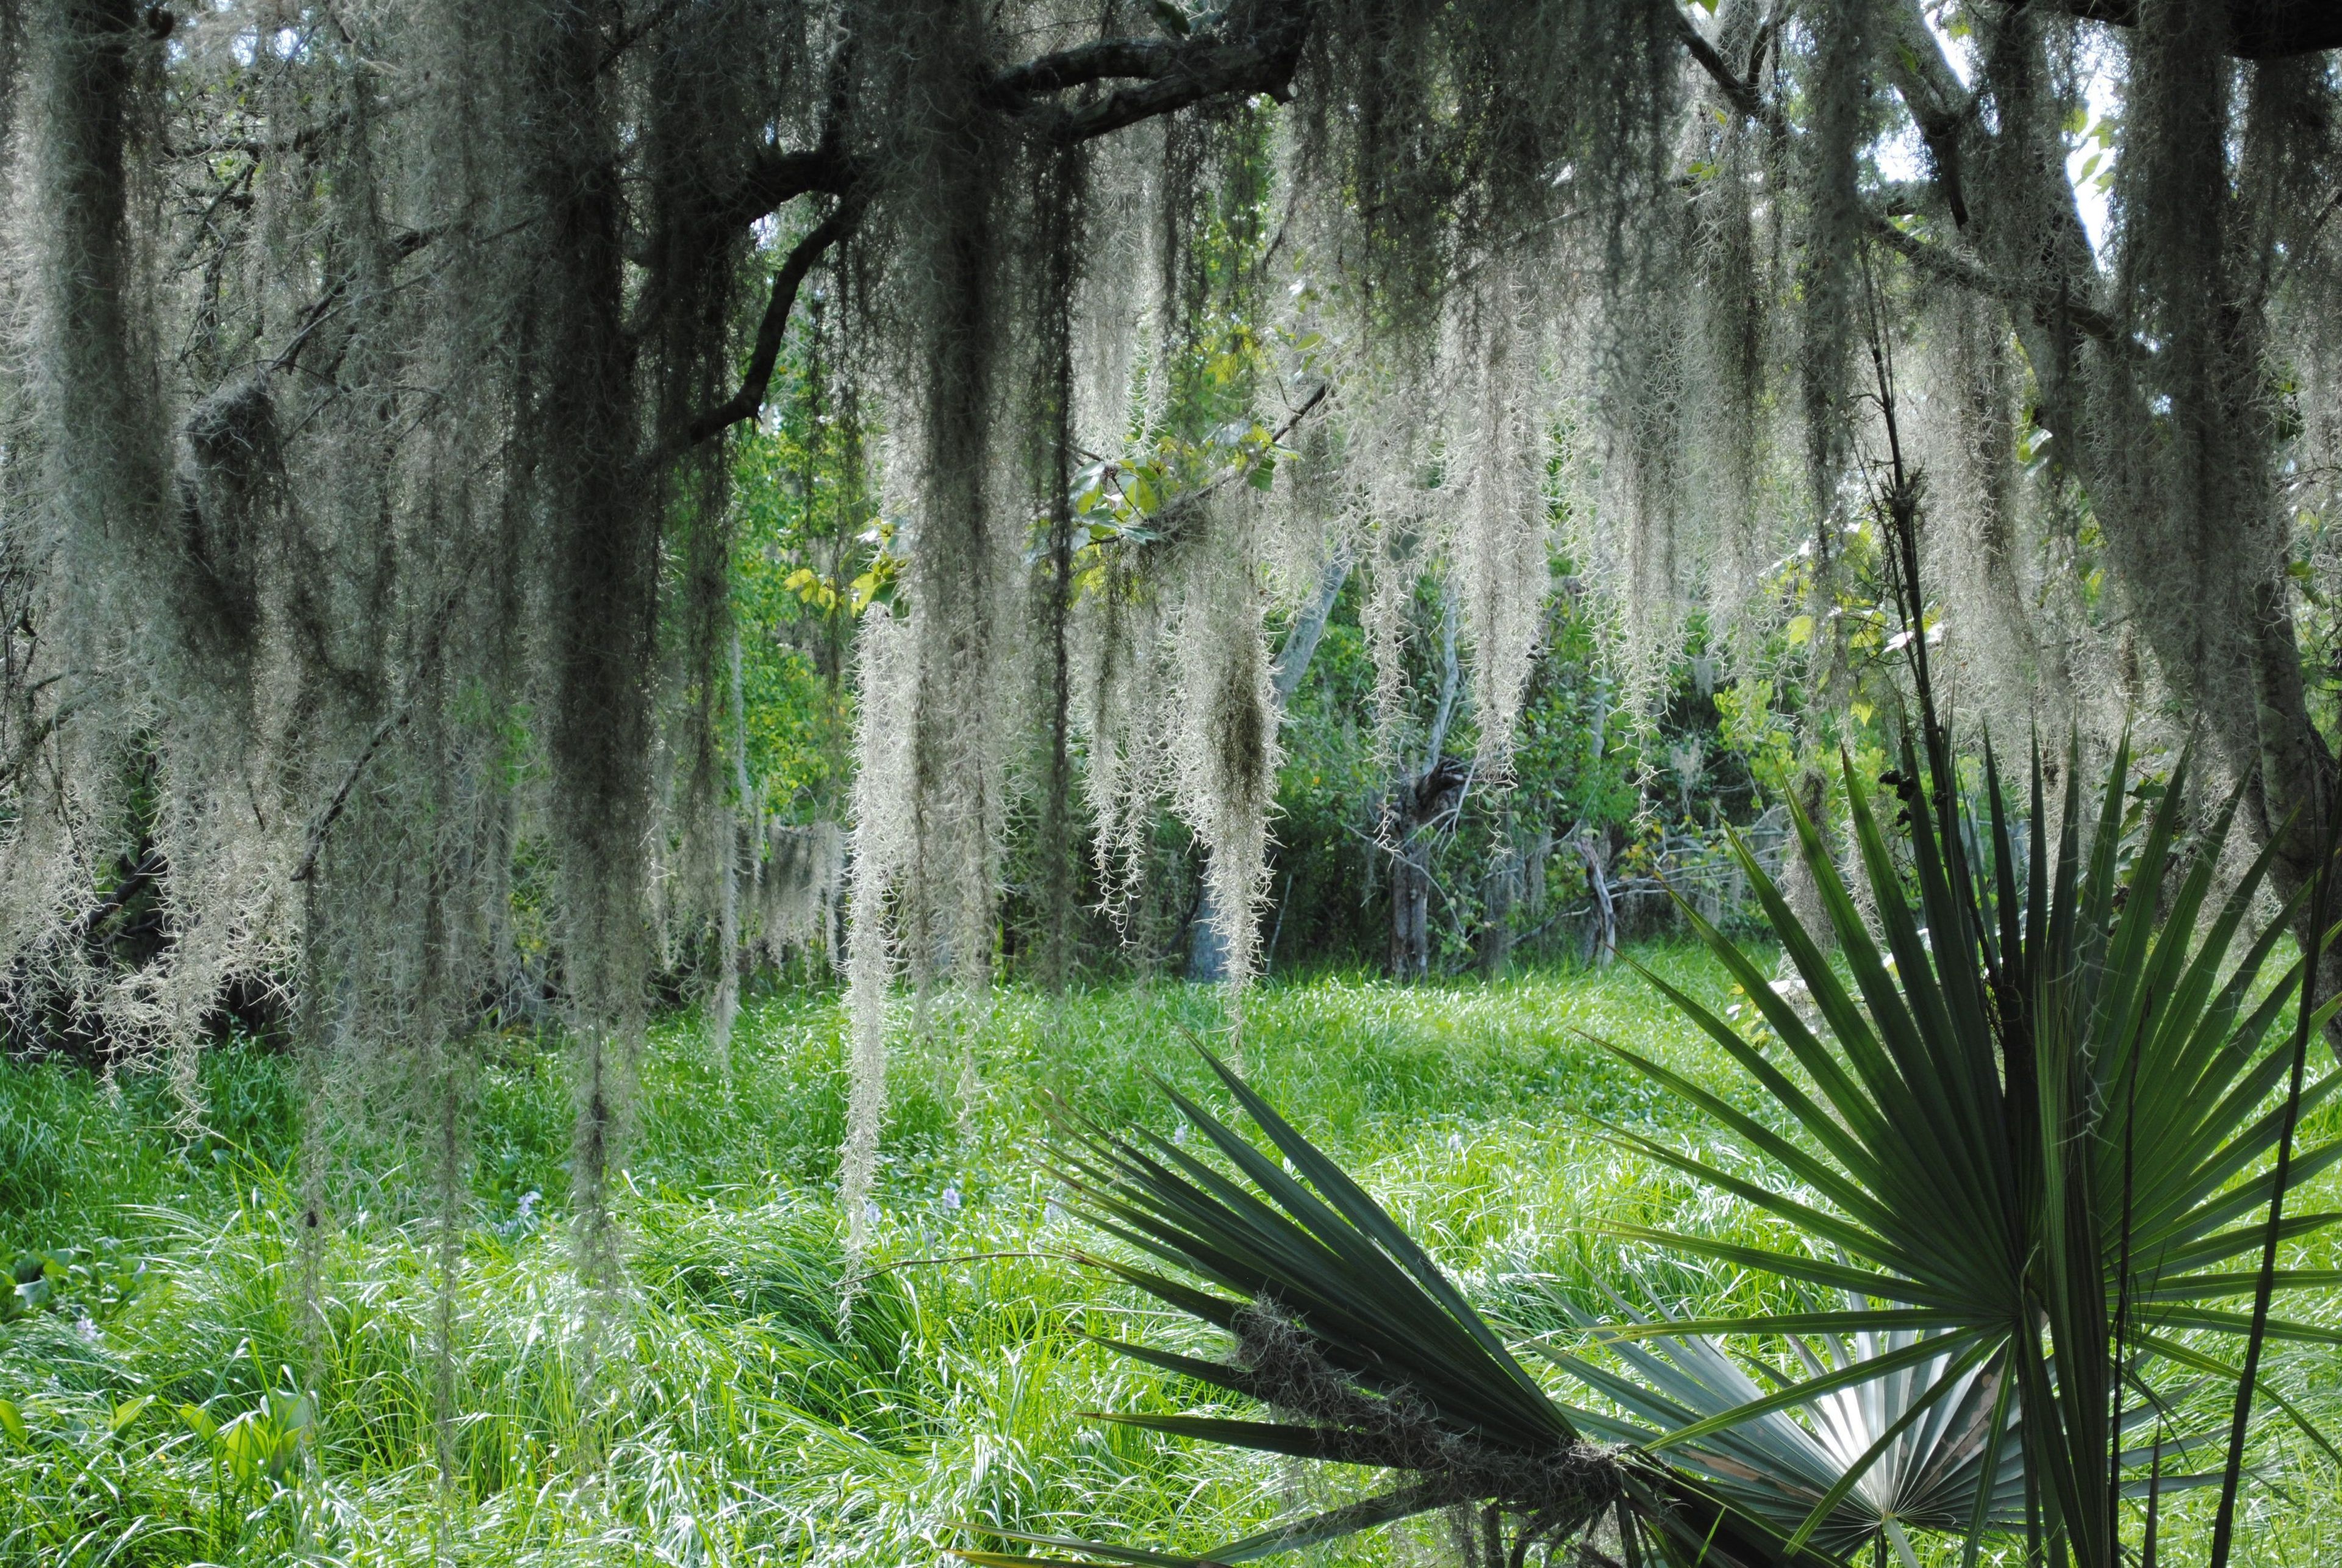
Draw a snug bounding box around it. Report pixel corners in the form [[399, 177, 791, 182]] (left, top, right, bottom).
[[29, 0, 172, 607], [1033, 3, 1315, 142], [667, 202, 860, 456], [1861, 212, 2129, 350], [2021, 0, 2342, 59]]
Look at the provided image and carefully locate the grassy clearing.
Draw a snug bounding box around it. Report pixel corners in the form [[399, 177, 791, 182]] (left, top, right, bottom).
[[1, 949, 2336, 1566]]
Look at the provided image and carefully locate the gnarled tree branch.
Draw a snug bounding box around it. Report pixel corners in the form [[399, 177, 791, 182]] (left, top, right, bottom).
[[992, 36, 1187, 96], [1026, 7, 1314, 142], [664, 201, 858, 457], [702, 146, 858, 246], [662, 0, 1315, 456], [1672, 8, 1780, 132]]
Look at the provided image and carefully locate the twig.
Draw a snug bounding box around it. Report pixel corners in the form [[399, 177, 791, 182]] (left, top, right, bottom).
[[292, 707, 410, 884], [1150, 380, 1331, 537], [74, 847, 167, 939], [664, 201, 858, 458], [1, 690, 89, 791], [292, 576, 470, 883]]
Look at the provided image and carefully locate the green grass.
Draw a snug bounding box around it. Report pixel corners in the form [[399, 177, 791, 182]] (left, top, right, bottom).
[[1, 948, 2336, 1565]]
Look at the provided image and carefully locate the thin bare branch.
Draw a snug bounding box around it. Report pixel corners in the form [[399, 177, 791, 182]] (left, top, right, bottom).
[[663, 201, 858, 459]]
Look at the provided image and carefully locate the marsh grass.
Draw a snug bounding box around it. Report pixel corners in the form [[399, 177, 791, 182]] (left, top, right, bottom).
[[2, 950, 2335, 1565]]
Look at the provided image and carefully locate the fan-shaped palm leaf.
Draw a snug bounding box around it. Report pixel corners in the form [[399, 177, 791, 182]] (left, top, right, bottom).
[[1538, 1292, 2223, 1568], [1608, 737, 2341, 1563], [1539, 1300, 2019, 1564]]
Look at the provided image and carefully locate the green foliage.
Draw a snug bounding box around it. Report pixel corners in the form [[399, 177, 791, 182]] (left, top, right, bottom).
[[1263, 561, 1699, 978], [0, 1048, 298, 1259], [726, 312, 877, 822], [1506, 598, 1639, 839], [0, 955, 1814, 1566], [5, 945, 2335, 1565]]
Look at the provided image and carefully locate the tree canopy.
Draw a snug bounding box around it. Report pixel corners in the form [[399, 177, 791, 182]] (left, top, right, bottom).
[[5, 0, 2342, 1249]]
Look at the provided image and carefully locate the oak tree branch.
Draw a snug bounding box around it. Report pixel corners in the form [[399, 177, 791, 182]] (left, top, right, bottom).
[[666, 202, 858, 456]]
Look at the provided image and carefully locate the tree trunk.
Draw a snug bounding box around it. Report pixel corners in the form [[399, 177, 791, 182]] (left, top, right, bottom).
[[1576, 829, 1616, 968], [1187, 875, 1230, 983], [1480, 809, 1519, 976], [1391, 834, 1432, 980]]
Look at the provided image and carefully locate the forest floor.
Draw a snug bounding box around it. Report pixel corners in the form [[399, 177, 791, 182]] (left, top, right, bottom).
[[2, 948, 2337, 1566]]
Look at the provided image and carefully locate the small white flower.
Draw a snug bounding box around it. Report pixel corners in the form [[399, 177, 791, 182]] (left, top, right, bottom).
[[940, 1184, 962, 1213]]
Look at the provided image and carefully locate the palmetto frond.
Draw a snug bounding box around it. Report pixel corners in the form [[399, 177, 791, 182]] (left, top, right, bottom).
[[1608, 736, 2342, 1561], [952, 1054, 1844, 1568], [1541, 1297, 2022, 1565], [969, 734, 2338, 1568]]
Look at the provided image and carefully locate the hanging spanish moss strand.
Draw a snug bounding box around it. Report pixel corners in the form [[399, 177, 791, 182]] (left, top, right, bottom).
[[1687, 0, 1778, 669], [515, 0, 653, 1304], [1362, 497, 1425, 839], [1797, 0, 1875, 533], [1172, 514, 1284, 1022], [25, 2, 181, 1109], [842, 606, 915, 1258], [1449, 262, 1552, 786], [1036, 146, 1084, 996], [711, 626, 753, 1079]]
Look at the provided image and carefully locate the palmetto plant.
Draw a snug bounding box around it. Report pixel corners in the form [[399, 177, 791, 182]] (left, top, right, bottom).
[[956, 1056, 1842, 1568], [1607, 732, 2342, 1566], [959, 734, 2342, 1568]]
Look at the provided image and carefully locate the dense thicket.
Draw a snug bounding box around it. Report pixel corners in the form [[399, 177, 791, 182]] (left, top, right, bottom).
[[4, 0, 2342, 1255]]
